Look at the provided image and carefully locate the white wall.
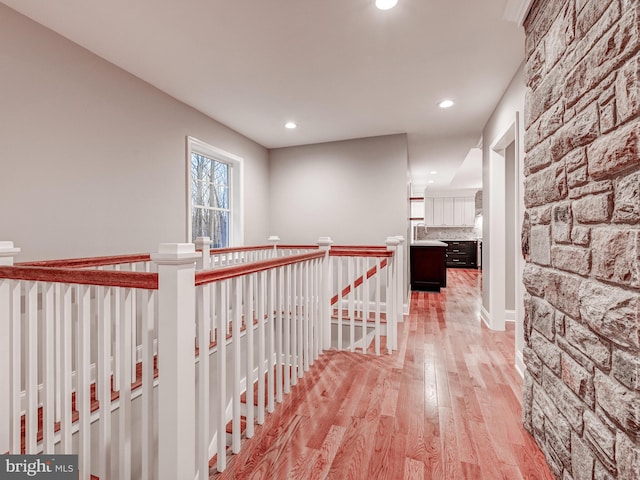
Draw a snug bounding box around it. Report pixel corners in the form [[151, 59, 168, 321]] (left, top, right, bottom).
[[481, 63, 526, 369], [0, 5, 270, 261], [269, 134, 408, 245]]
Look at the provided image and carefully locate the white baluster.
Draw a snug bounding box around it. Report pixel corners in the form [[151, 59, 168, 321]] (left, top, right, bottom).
[[22, 281, 37, 453], [232, 276, 242, 453], [256, 271, 266, 424], [290, 263, 297, 386], [42, 282, 55, 452], [302, 260, 309, 374], [363, 257, 369, 354], [245, 274, 255, 438], [216, 281, 228, 472], [348, 257, 355, 353], [98, 286, 113, 479], [118, 287, 133, 480], [276, 268, 283, 403], [77, 284, 92, 479], [267, 269, 276, 413], [113, 265, 121, 392], [60, 284, 73, 453], [337, 257, 343, 350], [284, 265, 291, 394], [375, 258, 381, 356], [8, 279, 20, 454]]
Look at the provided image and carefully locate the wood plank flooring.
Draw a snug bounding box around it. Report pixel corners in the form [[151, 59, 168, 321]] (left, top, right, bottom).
[[211, 268, 554, 479]]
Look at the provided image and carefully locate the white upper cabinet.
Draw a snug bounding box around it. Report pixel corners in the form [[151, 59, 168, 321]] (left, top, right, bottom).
[[424, 196, 475, 226]]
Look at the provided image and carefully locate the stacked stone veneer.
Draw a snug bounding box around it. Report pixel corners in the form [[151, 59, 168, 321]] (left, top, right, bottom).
[[522, 1, 640, 479]]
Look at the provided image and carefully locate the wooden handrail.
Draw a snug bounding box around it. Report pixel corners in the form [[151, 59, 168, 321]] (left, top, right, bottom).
[[329, 248, 392, 257], [332, 245, 389, 249], [0, 266, 158, 289], [16, 253, 152, 269], [209, 245, 273, 254], [276, 244, 320, 250], [195, 251, 325, 286]]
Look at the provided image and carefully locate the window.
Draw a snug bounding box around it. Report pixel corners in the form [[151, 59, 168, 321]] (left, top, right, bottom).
[[187, 137, 243, 247]]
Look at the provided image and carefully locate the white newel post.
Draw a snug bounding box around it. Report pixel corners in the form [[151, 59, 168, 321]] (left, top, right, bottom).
[[151, 244, 200, 480], [0, 241, 20, 454], [395, 236, 405, 320], [385, 237, 399, 352], [268, 235, 280, 258], [317, 236, 333, 350], [195, 236, 212, 270]]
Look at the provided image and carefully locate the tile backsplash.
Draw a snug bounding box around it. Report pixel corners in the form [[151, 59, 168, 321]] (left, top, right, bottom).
[[413, 225, 481, 241]]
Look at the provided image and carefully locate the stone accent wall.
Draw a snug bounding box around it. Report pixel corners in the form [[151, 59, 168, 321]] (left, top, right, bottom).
[[522, 1, 640, 479]]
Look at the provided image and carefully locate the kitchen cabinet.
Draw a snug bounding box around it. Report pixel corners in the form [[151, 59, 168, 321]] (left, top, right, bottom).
[[445, 240, 478, 268], [424, 196, 475, 227], [410, 242, 447, 291]]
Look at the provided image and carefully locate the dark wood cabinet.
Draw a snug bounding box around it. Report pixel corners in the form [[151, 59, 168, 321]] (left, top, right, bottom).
[[410, 245, 447, 291], [445, 240, 477, 268]]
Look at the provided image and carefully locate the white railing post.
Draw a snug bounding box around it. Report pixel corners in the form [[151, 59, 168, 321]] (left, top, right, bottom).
[[395, 236, 406, 321], [268, 235, 280, 258], [0, 241, 20, 455], [195, 236, 212, 270], [317, 236, 333, 350], [385, 237, 400, 352], [151, 244, 200, 480]]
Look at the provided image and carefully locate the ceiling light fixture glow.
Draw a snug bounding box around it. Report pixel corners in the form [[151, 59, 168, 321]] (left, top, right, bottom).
[[375, 0, 398, 10], [438, 99, 455, 109], [285, 122, 297, 129], [430, 171, 438, 174]]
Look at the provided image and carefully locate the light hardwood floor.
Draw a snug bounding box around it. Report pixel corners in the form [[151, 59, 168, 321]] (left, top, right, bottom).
[[211, 268, 554, 479]]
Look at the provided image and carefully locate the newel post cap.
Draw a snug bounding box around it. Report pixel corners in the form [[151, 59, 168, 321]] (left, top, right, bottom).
[[0, 241, 20, 256], [317, 236, 333, 249], [151, 243, 201, 264], [268, 235, 281, 243], [385, 237, 400, 247], [194, 236, 211, 248]]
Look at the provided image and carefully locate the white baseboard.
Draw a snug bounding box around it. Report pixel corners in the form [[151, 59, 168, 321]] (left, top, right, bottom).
[[480, 306, 491, 328], [403, 291, 410, 316], [505, 309, 516, 322], [515, 350, 525, 379]]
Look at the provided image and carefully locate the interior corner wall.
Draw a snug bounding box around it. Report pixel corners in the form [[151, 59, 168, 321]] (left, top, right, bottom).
[[0, 4, 270, 262], [481, 63, 526, 317], [268, 134, 409, 245]]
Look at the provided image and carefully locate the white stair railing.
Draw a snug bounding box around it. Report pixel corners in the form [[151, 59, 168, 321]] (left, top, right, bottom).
[[0, 245, 159, 480], [0, 234, 404, 480]]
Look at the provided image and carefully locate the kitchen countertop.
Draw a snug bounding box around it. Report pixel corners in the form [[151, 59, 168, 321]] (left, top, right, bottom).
[[411, 240, 448, 247]]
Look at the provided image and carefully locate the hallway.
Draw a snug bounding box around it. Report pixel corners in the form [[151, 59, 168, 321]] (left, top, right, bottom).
[[211, 269, 554, 479]]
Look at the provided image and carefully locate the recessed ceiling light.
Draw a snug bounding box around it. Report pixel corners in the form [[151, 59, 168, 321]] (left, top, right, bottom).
[[285, 122, 297, 129], [438, 99, 455, 109], [430, 171, 438, 175], [427, 180, 435, 184], [375, 0, 398, 10]]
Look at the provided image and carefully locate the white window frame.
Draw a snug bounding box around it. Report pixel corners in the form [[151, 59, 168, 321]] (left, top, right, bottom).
[[186, 136, 244, 246]]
